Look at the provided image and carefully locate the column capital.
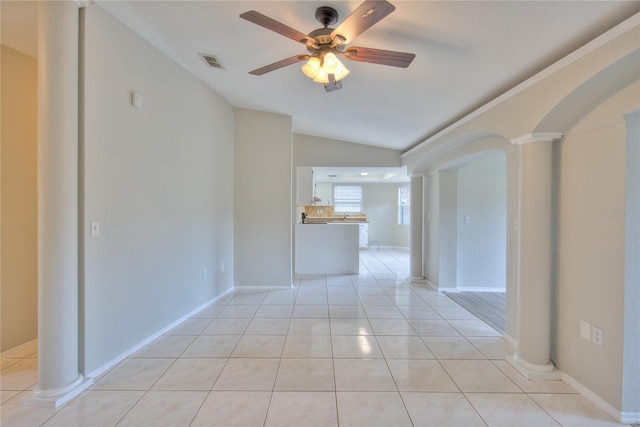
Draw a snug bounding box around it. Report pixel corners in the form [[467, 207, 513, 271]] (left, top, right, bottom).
[[511, 132, 564, 145], [409, 173, 425, 178], [75, 0, 94, 7], [624, 108, 640, 120]]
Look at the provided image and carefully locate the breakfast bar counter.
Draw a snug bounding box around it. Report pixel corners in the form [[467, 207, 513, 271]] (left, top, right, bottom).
[[295, 223, 360, 274]]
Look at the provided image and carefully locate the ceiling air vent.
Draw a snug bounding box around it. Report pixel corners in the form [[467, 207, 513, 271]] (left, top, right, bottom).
[[199, 53, 223, 69]]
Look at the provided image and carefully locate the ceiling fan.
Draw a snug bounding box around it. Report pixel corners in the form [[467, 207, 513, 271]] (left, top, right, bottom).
[[240, 0, 415, 92]]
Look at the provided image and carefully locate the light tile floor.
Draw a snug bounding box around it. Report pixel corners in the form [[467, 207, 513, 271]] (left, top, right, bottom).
[[0, 248, 629, 426]]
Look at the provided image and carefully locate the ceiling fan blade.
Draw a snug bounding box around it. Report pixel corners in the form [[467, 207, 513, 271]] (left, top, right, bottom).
[[249, 55, 309, 76], [344, 46, 415, 68], [240, 11, 311, 44], [331, 1, 396, 44]]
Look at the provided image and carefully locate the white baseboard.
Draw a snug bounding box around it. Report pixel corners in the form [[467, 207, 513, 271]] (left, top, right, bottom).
[[502, 333, 517, 349], [1, 338, 38, 358], [425, 280, 438, 290], [364, 246, 409, 251], [86, 288, 234, 379], [562, 372, 636, 424], [457, 286, 506, 292], [438, 286, 459, 293], [234, 285, 292, 290], [621, 412, 640, 424], [22, 376, 93, 409]]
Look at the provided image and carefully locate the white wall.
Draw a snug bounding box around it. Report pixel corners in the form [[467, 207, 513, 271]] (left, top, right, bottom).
[[555, 81, 639, 410], [360, 183, 409, 248], [425, 173, 440, 285], [234, 109, 292, 287], [438, 170, 458, 289], [294, 134, 402, 167], [1, 45, 38, 352], [456, 153, 506, 290], [81, 6, 235, 373]]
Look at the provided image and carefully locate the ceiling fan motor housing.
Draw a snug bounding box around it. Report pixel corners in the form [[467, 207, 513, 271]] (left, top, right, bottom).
[[315, 6, 339, 27]]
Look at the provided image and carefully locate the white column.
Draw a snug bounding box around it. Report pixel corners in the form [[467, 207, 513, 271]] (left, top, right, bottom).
[[503, 145, 520, 347], [507, 132, 563, 380], [23, 0, 92, 408], [622, 110, 640, 419], [409, 174, 425, 281]]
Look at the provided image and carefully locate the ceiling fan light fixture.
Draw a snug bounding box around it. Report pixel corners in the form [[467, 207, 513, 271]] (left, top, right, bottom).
[[305, 53, 349, 84], [301, 57, 321, 78]]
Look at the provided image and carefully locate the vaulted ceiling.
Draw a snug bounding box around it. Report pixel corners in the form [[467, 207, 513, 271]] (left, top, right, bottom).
[[3, 1, 639, 151]]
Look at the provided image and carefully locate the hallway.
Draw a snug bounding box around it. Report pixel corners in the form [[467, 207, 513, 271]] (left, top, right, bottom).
[[1, 249, 625, 426]]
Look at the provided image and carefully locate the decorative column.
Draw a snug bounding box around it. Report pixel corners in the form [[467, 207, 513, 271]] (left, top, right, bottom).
[[23, 0, 92, 408], [622, 110, 640, 419], [507, 132, 563, 380], [409, 174, 425, 281]]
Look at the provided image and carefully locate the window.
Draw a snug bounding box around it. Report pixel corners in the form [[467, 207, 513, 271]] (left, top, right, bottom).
[[398, 186, 410, 225], [333, 185, 362, 213]]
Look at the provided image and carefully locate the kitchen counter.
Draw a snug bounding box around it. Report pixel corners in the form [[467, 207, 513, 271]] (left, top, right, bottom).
[[295, 223, 359, 274]]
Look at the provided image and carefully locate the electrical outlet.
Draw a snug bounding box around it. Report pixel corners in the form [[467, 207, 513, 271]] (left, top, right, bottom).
[[580, 320, 591, 340], [592, 326, 603, 347], [464, 215, 471, 224], [202, 270, 207, 280]]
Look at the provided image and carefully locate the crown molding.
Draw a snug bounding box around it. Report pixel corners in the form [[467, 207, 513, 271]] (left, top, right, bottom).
[[511, 132, 564, 145]]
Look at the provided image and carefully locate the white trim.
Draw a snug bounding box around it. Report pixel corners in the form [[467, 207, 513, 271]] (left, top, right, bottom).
[[1, 339, 38, 358], [22, 376, 93, 409], [511, 132, 564, 145], [363, 246, 409, 251], [506, 354, 563, 380], [437, 286, 459, 293], [86, 288, 234, 379], [621, 412, 640, 424], [456, 286, 506, 292], [425, 280, 438, 291], [562, 372, 637, 424], [234, 285, 292, 290], [502, 333, 517, 350], [401, 12, 640, 159]]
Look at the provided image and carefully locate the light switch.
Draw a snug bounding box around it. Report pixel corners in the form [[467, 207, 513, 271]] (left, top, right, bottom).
[[513, 219, 519, 231], [464, 215, 471, 224], [90, 221, 100, 237], [131, 91, 142, 108], [580, 320, 591, 340]]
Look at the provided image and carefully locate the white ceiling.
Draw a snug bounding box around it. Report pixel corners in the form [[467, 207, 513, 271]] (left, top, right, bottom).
[[3, 1, 639, 152]]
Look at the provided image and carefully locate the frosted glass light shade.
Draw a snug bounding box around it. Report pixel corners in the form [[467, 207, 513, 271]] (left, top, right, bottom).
[[304, 53, 349, 83], [301, 57, 321, 79]]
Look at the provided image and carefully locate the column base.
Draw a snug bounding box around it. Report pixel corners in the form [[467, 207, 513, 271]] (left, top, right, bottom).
[[506, 354, 562, 381], [408, 276, 426, 283], [22, 374, 93, 408]]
